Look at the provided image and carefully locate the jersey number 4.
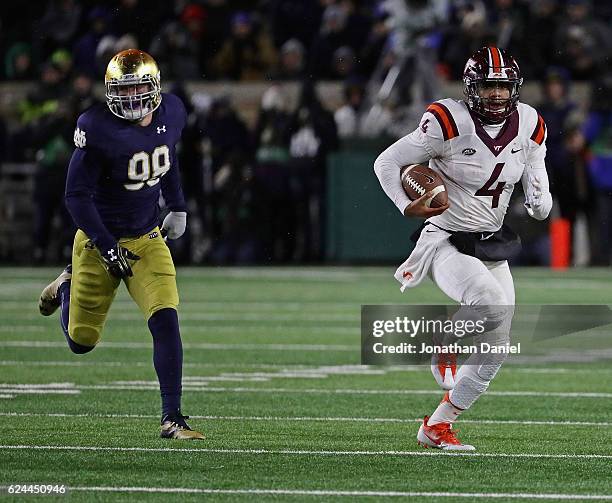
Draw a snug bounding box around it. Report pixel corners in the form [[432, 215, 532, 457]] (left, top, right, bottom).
[[125, 145, 170, 191], [475, 162, 505, 208]]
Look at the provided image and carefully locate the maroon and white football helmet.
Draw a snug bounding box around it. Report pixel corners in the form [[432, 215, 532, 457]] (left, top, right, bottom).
[[463, 46, 523, 124]]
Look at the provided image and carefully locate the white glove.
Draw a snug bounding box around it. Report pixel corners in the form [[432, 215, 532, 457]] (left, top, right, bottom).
[[161, 211, 187, 239], [524, 175, 552, 220]]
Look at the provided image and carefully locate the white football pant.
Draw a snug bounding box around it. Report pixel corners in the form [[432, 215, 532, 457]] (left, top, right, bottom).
[[430, 237, 515, 410]]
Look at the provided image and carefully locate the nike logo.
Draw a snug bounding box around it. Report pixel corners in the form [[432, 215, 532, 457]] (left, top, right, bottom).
[[480, 233, 495, 240], [511, 148, 522, 154], [425, 229, 436, 233], [413, 171, 435, 183]]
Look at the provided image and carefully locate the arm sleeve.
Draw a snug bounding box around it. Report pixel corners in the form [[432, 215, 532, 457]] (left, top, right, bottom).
[[65, 147, 117, 251], [160, 146, 187, 212], [373, 112, 444, 214], [521, 130, 552, 221]]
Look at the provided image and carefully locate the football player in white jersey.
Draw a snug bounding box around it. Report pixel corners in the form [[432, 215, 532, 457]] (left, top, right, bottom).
[[374, 47, 552, 450]]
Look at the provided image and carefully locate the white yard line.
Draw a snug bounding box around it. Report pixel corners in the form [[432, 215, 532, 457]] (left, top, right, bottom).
[[0, 341, 356, 351], [112, 312, 356, 322], [0, 360, 316, 369], [0, 359, 608, 374], [0, 383, 80, 395], [173, 325, 357, 333], [77, 384, 612, 398], [0, 300, 356, 310], [0, 444, 611, 460], [0, 382, 75, 388], [0, 486, 592, 500], [4, 341, 612, 365], [2, 380, 607, 398], [0, 411, 609, 427], [0, 326, 45, 332], [0, 389, 80, 395], [2, 314, 359, 323]]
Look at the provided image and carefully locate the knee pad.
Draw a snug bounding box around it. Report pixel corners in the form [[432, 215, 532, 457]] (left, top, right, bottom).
[[462, 274, 512, 332], [450, 374, 489, 410], [69, 325, 100, 349], [451, 352, 507, 409], [477, 354, 507, 381]]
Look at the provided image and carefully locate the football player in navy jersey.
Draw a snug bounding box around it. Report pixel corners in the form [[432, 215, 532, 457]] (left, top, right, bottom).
[[38, 49, 204, 440]]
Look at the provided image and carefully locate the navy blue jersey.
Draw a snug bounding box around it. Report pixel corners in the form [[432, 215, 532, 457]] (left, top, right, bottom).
[[65, 93, 187, 251]]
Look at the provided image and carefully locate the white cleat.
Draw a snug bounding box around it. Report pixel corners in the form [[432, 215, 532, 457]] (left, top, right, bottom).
[[431, 351, 457, 390], [417, 416, 475, 451], [38, 265, 72, 316]]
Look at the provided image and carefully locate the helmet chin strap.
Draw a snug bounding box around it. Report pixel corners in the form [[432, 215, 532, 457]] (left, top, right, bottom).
[[470, 90, 515, 124], [482, 102, 510, 122], [477, 113, 506, 125]]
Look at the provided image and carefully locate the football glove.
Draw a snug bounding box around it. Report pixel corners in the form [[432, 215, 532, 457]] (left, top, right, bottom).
[[161, 211, 187, 240], [524, 175, 552, 220], [101, 245, 140, 279]]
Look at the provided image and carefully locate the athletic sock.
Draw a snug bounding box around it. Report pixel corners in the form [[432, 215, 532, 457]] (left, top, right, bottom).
[[148, 308, 183, 418], [59, 282, 71, 337], [58, 282, 93, 354], [428, 391, 464, 425]]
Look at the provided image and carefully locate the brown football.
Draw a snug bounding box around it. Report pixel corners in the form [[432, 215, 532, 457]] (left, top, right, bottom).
[[400, 164, 448, 208]]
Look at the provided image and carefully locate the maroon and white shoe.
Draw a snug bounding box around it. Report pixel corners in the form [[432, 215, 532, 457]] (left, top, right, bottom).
[[417, 415, 475, 451]]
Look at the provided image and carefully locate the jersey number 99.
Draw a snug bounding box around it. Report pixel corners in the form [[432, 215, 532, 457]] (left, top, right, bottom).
[[125, 145, 170, 191]]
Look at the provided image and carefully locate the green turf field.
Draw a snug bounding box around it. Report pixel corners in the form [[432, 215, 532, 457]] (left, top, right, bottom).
[[0, 267, 611, 502]]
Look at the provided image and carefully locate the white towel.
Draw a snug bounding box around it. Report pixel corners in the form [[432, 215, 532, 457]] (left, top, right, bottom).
[[394, 225, 451, 292]]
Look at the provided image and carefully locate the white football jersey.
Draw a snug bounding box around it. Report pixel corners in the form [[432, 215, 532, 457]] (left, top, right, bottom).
[[374, 98, 549, 233]]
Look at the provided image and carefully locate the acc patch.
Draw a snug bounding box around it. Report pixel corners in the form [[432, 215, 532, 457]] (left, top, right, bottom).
[[462, 148, 476, 156]]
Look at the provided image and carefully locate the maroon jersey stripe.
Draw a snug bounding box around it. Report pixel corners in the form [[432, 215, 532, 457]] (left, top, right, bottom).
[[427, 103, 459, 141], [530, 114, 546, 145]]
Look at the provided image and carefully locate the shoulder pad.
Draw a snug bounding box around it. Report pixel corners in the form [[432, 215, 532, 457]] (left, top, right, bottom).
[[161, 92, 188, 128], [425, 100, 460, 141], [519, 103, 546, 145], [74, 104, 107, 149], [74, 112, 90, 149]]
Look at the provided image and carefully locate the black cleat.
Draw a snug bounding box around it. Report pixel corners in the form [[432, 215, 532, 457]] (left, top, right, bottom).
[[160, 412, 204, 440]]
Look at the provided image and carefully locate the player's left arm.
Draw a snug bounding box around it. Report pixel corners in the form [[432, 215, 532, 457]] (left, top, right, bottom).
[[374, 108, 446, 217], [522, 114, 552, 220], [160, 96, 189, 240], [160, 147, 187, 239]]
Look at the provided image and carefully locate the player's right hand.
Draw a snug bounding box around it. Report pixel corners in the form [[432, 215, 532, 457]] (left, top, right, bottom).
[[101, 245, 140, 279], [404, 190, 450, 218]]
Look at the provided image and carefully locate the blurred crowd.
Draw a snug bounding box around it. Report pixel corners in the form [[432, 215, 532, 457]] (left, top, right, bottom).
[[0, 0, 612, 265], [2, 0, 612, 83]]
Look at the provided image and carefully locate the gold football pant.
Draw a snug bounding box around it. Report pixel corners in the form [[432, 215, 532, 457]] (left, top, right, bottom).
[[68, 227, 179, 347]]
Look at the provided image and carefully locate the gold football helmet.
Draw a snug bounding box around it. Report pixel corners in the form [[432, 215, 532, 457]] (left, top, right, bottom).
[[105, 49, 162, 121]]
